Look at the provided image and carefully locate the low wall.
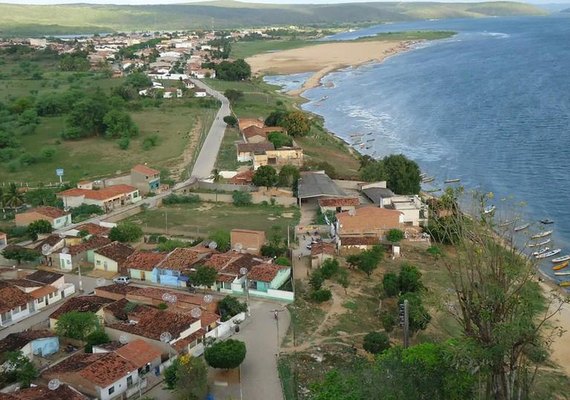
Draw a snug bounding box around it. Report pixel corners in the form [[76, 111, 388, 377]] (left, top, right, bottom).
[[103, 206, 143, 223], [197, 181, 255, 192], [189, 192, 297, 207]]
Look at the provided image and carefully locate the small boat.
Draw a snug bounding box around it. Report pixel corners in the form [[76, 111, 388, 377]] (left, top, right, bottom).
[[535, 249, 561, 259], [528, 238, 551, 248], [540, 219, 554, 225], [444, 178, 461, 184], [553, 261, 570, 271], [514, 223, 530, 232], [425, 188, 442, 193], [366, 139, 375, 143], [559, 281, 570, 288], [422, 176, 435, 183], [353, 140, 363, 145], [366, 132, 373, 136], [532, 247, 550, 257], [483, 205, 496, 215], [350, 132, 363, 137], [499, 220, 516, 228], [552, 255, 570, 263], [420, 173, 427, 179], [554, 271, 570, 276], [365, 145, 372, 149], [531, 230, 553, 239]]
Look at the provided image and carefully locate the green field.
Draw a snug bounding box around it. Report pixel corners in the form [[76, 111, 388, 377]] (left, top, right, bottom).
[[126, 202, 300, 238], [216, 127, 244, 171], [231, 39, 321, 60]]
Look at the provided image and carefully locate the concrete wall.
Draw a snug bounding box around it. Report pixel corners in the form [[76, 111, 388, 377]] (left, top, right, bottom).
[[94, 254, 119, 273], [196, 181, 255, 192]]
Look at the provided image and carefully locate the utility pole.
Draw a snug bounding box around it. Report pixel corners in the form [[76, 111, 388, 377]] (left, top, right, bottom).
[[165, 210, 168, 235], [403, 299, 410, 348]]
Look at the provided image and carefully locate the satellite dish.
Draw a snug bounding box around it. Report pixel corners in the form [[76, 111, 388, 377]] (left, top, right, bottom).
[[48, 379, 60, 391], [190, 307, 202, 318], [119, 334, 129, 344], [234, 243, 243, 252], [61, 247, 69, 254], [160, 331, 172, 343], [162, 293, 171, 302], [203, 294, 213, 304], [96, 278, 106, 287], [42, 244, 51, 255], [239, 267, 248, 276], [209, 241, 218, 250]]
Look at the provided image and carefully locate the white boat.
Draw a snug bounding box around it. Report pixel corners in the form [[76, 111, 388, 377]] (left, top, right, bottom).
[[531, 230, 553, 239], [499, 220, 516, 227], [536, 249, 561, 259], [552, 255, 570, 263], [514, 223, 530, 232], [483, 205, 496, 215], [554, 271, 570, 276], [422, 176, 435, 183], [444, 178, 461, 184], [528, 238, 551, 248], [532, 247, 550, 257]]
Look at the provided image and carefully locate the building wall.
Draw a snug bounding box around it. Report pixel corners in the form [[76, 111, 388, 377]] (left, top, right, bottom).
[[31, 336, 59, 357], [131, 170, 160, 195], [61, 195, 85, 209], [100, 372, 139, 400], [129, 268, 153, 282], [53, 214, 72, 229], [94, 254, 120, 273], [270, 268, 291, 289], [311, 253, 334, 268], [15, 212, 54, 228]]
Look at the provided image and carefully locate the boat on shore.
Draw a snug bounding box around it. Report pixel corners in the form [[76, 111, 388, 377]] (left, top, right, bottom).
[[554, 271, 570, 276], [444, 178, 461, 184], [422, 176, 435, 183], [559, 281, 570, 288], [483, 205, 496, 215], [552, 255, 570, 263], [425, 188, 441, 193], [532, 247, 550, 257], [531, 230, 553, 239], [540, 218, 554, 225], [499, 220, 516, 227], [553, 261, 569, 271], [514, 223, 530, 232], [535, 249, 561, 259], [350, 132, 363, 137], [528, 238, 551, 248]]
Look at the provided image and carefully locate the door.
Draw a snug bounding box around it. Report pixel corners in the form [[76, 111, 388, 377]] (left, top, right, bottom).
[[140, 271, 146, 281]]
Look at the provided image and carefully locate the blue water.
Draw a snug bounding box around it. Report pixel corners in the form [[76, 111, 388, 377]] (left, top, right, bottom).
[[265, 15, 570, 281]]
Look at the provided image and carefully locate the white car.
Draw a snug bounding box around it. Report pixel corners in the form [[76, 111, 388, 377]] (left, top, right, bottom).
[[113, 276, 131, 285]]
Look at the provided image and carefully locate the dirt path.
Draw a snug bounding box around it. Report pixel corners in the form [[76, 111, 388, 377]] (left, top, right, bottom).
[[170, 117, 203, 181]]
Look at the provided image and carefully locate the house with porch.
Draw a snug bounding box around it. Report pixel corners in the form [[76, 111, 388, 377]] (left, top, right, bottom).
[[130, 164, 161, 195], [58, 185, 141, 212], [15, 206, 71, 229], [246, 264, 291, 294], [124, 250, 168, 283], [93, 242, 135, 274], [0, 281, 35, 327]]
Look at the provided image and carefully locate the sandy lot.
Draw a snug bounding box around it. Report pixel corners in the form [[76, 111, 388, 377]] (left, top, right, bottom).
[[246, 40, 413, 95]]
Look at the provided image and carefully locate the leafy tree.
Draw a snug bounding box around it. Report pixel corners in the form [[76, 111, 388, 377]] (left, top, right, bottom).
[[174, 355, 208, 400], [346, 246, 383, 278], [252, 165, 278, 187], [311, 288, 332, 302], [1, 245, 39, 264], [217, 295, 248, 322], [265, 110, 287, 126], [268, 131, 292, 148], [260, 244, 286, 258], [164, 358, 181, 389], [156, 239, 190, 252], [204, 339, 247, 369], [4, 351, 38, 388], [360, 154, 421, 194], [223, 115, 237, 127], [309, 269, 324, 291], [380, 311, 396, 333], [208, 229, 230, 252], [232, 190, 252, 206], [189, 265, 217, 288], [215, 59, 251, 81], [109, 222, 143, 243], [55, 311, 101, 341], [363, 331, 390, 354], [320, 258, 339, 279], [386, 228, 405, 243], [125, 71, 152, 89], [85, 329, 110, 352], [70, 204, 104, 221], [103, 109, 139, 139], [398, 263, 423, 294], [67, 89, 110, 137], [382, 272, 400, 297], [278, 164, 300, 188], [275, 256, 291, 266], [223, 89, 244, 103], [4, 183, 25, 208], [335, 268, 350, 294], [398, 292, 430, 334], [282, 111, 310, 137], [28, 219, 53, 237], [268, 225, 284, 247], [24, 188, 58, 207]]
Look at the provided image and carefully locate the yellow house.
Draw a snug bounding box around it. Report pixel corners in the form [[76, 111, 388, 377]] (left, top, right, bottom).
[[253, 147, 303, 170], [93, 242, 135, 274]]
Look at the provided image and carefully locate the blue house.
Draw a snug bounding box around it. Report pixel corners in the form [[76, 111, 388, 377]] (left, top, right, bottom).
[[0, 330, 59, 361], [152, 248, 206, 287], [247, 264, 291, 293]]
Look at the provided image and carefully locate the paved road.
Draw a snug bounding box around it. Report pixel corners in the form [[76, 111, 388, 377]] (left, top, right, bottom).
[[188, 78, 231, 180]]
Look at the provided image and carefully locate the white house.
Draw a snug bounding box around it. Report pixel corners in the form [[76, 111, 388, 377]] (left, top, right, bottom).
[[194, 89, 207, 97]]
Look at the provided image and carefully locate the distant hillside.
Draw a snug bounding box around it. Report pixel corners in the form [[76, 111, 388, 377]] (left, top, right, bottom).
[[0, 1, 547, 36]]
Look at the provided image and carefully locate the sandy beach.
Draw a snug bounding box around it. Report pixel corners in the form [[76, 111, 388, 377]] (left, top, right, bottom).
[[246, 40, 414, 96]]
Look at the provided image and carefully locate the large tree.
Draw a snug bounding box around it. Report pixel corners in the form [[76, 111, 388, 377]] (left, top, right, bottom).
[[1, 245, 39, 264], [252, 165, 278, 188], [3, 351, 38, 388], [55, 311, 101, 341], [281, 111, 310, 137], [217, 295, 248, 322], [360, 154, 421, 195], [189, 265, 217, 288], [67, 88, 110, 137], [109, 222, 143, 243], [174, 355, 208, 400], [103, 109, 139, 139], [4, 183, 24, 209], [208, 229, 230, 252], [204, 339, 247, 370]]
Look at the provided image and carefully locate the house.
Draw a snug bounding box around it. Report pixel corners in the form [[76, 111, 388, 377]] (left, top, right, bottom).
[[26, 270, 66, 289], [49, 296, 114, 330], [130, 164, 161, 195], [94, 339, 162, 377], [247, 264, 291, 293], [242, 125, 285, 144], [34, 234, 65, 265], [124, 250, 168, 282], [183, 79, 195, 89], [11, 270, 76, 311], [194, 89, 207, 97], [336, 206, 404, 239], [361, 182, 395, 208], [0, 384, 88, 400], [42, 352, 140, 400], [163, 88, 183, 98], [318, 197, 360, 214], [238, 118, 264, 132], [55, 236, 112, 271], [0, 231, 7, 250], [253, 147, 304, 170], [0, 281, 35, 327], [94, 284, 141, 302], [228, 169, 254, 185], [236, 142, 275, 163], [74, 222, 111, 237], [297, 171, 349, 206], [58, 185, 141, 212], [93, 242, 135, 274], [230, 229, 266, 255], [311, 242, 336, 268], [152, 248, 206, 287], [338, 236, 381, 254], [15, 206, 71, 229], [0, 330, 59, 360]]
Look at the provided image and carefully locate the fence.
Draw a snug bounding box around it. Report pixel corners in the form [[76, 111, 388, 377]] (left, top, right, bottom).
[[197, 181, 256, 192]]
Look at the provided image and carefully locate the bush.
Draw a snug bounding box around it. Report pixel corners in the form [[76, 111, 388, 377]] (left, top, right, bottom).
[[386, 229, 405, 243], [309, 269, 324, 291], [275, 256, 291, 266], [232, 190, 252, 206], [260, 244, 286, 258], [311, 288, 332, 303], [217, 295, 248, 322], [204, 339, 247, 369], [142, 134, 159, 150], [157, 302, 168, 310], [363, 331, 391, 354], [223, 115, 237, 127], [162, 194, 200, 205], [320, 258, 339, 279], [118, 137, 130, 150], [382, 272, 400, 297]]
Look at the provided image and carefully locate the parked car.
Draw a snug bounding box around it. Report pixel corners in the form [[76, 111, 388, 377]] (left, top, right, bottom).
[[113, 276, 131, 285]]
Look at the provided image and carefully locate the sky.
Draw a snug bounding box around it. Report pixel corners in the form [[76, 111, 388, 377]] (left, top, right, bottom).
[[0, 0, 563, 4]]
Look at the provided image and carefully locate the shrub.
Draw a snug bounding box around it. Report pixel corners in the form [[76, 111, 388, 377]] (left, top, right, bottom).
[[309, 269, 324, 291], [320, 258, 339, 279], [162, 194, 200, 205], [311, 288, 332, 303], [232, 190, 252, 206], [386, 229, 405, 243], [275, 256, 291, 266], [118, 137, 130, 150], [382, 272, 400, 297], [363, 331, 391, 354]]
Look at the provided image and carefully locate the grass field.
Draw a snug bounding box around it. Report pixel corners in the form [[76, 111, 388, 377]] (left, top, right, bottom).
[[126, 202, 300, 239], [232, 39, 321, 59], [216, 127, 242, 171]]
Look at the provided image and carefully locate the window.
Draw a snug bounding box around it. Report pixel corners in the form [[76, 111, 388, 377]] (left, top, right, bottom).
[[108, 386, 115, 395], [21, 303, 27, 311], [127, 375, 133, 387]]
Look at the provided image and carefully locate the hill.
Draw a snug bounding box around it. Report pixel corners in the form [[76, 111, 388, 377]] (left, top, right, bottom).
[[0, 1, 547, 36]]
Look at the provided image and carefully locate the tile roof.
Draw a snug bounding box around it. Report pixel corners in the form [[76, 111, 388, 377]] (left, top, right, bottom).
[[222, 253, 273, 275], [75, 223, 111, 236], [318, 197, 360, 207], [129, 287, 208, 307], [336, 206, 403, 235], [102, 298, 132, 321], [238, 117, 264, 132], [49, 295, 114, 319], [96, 283, 141, 297], [5, 279, 44, 288], [33, 234, 64, 250], [45, 352, 136, 388], [65, 235, 112, 256], [247, 264, 283, 283], [204, 253, 241, 272], [115, 339, 162, 367], [158, 248, 203, 271], [7, 384, 88, 400], [30, 285, 58, 299], [0, 281, 34, 313], [26, 270, 63, 285], [242, 125, 268, 140], [216, 273, 237, 283], [172, 328, 206, 352], [0, 330, 57, 356], [124, 251, 168, 271], [339, 236, 381, 246], [228, 169, 254, 185], [237, 142, 275, 153], [94, 242, 135, 263], [311, 242, 336, 256], [59, 185, 138, 201], [131, 164, 160, 176], [24, 206, 68, 219]]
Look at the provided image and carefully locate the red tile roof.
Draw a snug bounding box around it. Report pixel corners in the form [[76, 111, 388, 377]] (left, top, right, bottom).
[[94, 242, 135, 263], [75, 223, 111, 236], [339, 236, 380, 246], [311, 242, 336, 256], [158, 248, 203, 271], [172, 328, 206, 353], [228, 169, 254, 185], [129, 287, 208, 307], [65, 236, 112, 256], [247, 264, 283, 283], [8, 384, 88, 400], [124, 250, 167, 272], [0, 330, 57, 355], [30, 285, 58, 299], [59, 185, 138, 201], [216, 273, 237, 283], [318, 197, 360, 207], [0, 281, 34, 313], [204, 253, 241, 272], [115, 339, 162, 367], [131, 164, 160, 176], [24, 206, 68, 219], [49, 295, 114, 319]]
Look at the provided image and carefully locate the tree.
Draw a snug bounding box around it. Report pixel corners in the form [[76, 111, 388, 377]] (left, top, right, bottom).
[[208, 229, 230, 252], [398, 292, 430, 334], [4, 351, 38, 388], [311, 288, 332, 302], [363, 332, 390, 354], [282, 111, 310, 137], [223, 115, 237, 127], [215, 59, 251, 81], [275, 256, 291, 266], [223, 89, 244, 103], [103, 109, 139, 139], [204, 339, 246, 369], [398, 263, 423, 294], [252, 165, 278, 187], [174, 355, 208, 400], [335, 268, 350, 294], [55, 311, 101, 341], [278, 164, 300, 188], [386, 228, 405, 243], [382, 272, 400, 297], [109, 222, 143, 243], [125, 71, 152, 89], [265, 110, 286, 126], [27, 219, 52, 237], [1, 245, 39, 264], [309, 269, 324, 291], [189, 265, 217, 288], [320, 258, 339, 279], [217, 295, 248, 322], [4, 183, 24, 209], [346, 246, 383, 278], [164, 358, 181, 389], [268, 131, 292, 148], [85, 329, 110, 352], [232, 190, 252, 206], [360, 154, 421, 195], [67, 89, 110, 137]]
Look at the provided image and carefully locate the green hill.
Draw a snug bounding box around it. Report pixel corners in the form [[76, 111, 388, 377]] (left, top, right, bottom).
[[0, 1, 547, 36]]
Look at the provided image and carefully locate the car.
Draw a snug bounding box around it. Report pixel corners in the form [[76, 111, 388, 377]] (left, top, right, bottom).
[[113, 276, 131, 285]]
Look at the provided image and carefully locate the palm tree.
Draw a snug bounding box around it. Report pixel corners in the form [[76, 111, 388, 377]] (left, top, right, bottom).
[[4, 183, 25, 210]]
